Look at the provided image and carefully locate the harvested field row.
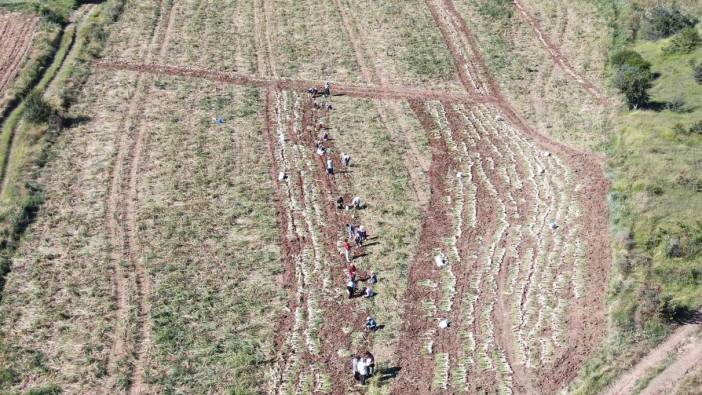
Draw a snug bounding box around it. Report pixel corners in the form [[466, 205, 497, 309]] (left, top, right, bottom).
[[0, 12, 38, 95], [394, 99, 589, 393]]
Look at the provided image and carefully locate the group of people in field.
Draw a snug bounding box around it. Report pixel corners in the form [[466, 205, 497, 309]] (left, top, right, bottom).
[[307, 82, 380, 386]]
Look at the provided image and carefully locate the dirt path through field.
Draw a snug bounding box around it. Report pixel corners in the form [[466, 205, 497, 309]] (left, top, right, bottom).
[[393, 100, 457, 393], [512, 0, 609, 106], [639, 335, 702, 395], [606, 314, 702, 395], [93, 60, 487, 103], [254, 3, 373, 392]]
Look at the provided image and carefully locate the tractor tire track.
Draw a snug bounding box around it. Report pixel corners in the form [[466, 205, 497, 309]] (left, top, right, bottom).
[[103, 1, 175, 392], [331, 0, 429, 204], [512, 0, 609, 106], [126, 2, 176, 393]]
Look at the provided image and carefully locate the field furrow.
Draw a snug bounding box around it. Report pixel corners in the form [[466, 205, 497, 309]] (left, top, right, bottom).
[[0, 14, 38, 94]]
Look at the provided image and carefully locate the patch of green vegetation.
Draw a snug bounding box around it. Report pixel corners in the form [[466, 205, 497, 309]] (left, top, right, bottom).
[[138, 82, 284, 393], [0, 0, 78, 25], [610, 28, 702, 311], [0, 0, 125, 298], [570, 5, 702, 394], [663, 27, 701, 55], [27, 385, 62, 395]]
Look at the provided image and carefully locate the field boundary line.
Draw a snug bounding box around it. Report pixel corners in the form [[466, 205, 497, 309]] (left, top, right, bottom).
[[93, 59, 490, 103]]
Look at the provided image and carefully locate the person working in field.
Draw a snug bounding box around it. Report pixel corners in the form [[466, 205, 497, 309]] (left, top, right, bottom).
[[326, 158, 334, 176], [346, 278, 357, 299], [340, 240, 351, 263]]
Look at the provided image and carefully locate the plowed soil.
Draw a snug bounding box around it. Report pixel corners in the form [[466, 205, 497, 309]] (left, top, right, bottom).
[[89, 1, 612, 392], [0, 12, 39, 106]]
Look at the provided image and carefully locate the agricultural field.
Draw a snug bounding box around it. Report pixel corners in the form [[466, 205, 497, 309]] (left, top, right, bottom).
[[0, 0, 699, 394], [0, 11, 39, 114]]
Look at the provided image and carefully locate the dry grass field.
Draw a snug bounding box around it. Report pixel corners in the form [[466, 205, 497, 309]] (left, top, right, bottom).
[[1, 0, 700, 394]]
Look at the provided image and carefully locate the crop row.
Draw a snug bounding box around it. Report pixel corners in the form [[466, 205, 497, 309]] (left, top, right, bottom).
[[423, 99, 586, 391], [267, 91, 333, 394], [474, 105, 584, 370]]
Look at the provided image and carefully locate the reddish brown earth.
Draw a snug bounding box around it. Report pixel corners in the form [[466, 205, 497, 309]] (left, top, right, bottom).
[[392, 100, 458, 394], [0, 12, 38, 97], [93, 60, 487, 103], [93, 0, 612, 391], [389, 0, 612, 393]]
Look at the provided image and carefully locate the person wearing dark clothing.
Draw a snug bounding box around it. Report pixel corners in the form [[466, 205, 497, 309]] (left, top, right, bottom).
[[364, 351, 375, 376], [346, 279, 356, 299], [369, 271, 378, 285], [365, 316, 378, 331]]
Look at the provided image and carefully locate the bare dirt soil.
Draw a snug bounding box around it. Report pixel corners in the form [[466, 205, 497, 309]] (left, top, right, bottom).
[[0, 12, 38, 96]]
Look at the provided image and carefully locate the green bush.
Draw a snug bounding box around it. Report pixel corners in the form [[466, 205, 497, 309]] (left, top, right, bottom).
[[641, 5, 696, 40], [666, 96, 686, 113], [613, 64, 653, 109], [0, 367, 18, 386], [694, 63, 702, 84], [610, 49, 652, 71], [690, 120, 702, 134], [664, 28, 702, 54], [28, 385, 62, 395], [24, 92, 56, 125]]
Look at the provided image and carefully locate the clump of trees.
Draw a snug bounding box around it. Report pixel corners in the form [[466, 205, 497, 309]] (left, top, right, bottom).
[[664, 28, 701, 54], [611, 49, 654, 109], [640, 5, 697, 40]]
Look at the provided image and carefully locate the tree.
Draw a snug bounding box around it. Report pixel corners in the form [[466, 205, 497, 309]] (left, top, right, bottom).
[[613, 65, 653, 109], [610, 49, 652, 71], [641, 6, 696, 40], [664, 28, 702, 54]]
